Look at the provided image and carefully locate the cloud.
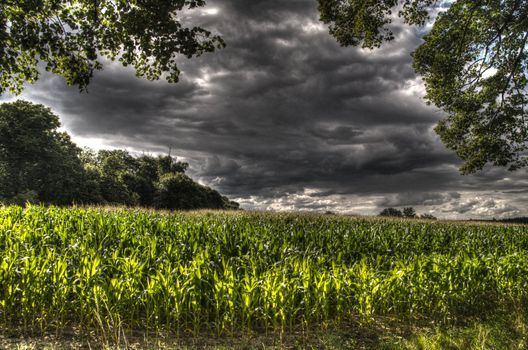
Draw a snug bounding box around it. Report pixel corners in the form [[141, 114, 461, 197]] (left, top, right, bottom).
[[441, 195, 523, 219], [377, 192, 461, 207]]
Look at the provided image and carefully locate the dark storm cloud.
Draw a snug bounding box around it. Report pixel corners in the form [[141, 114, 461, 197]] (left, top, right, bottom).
[[9, 0, 527, 218]]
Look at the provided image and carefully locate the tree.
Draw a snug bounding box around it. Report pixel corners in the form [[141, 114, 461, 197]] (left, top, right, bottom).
[[95, 150, 141, 205], [132, 154, 188, 206], [80, 147, 237, 209], [131, 155, 161, 206], [379, 207, 403, 217], [0, 100, 85, 205], [419, 213, 437, 220], [153, 172, 237, 210], [157, 154, 189, 175], [78, 149, 105, 203], [0, 0, 225, 94], [318, 0, 528, 173], [403, 207, 416, 218]]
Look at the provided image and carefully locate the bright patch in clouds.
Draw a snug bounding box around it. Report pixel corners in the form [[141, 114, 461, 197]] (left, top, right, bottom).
[[202, 8, 219, 15], [301, 21, 326, 34]]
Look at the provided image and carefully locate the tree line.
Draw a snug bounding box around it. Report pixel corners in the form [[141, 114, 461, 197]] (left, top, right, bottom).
[[379, 207, 437, 220], [0, 100, 239, 210]]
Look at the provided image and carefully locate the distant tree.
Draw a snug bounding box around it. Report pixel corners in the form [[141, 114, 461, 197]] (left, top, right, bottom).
[[79, 151, 191, 206], [1, 0, 225, 94], [157, 155, 188, 175], [379, 207, 403, 217], [95, 150, 140, 205], [0, 100, 85, 205], [77, 149, 105, 203], [129, 155, 159, 206], [318, 0, 528, 173], [80, 149, 236, 210], [419, 213, 437, 220], [223, 198, 240, 210], [154, 172, 235, 210], [403, 207, 416, 218], [495, 217, 528, 224]]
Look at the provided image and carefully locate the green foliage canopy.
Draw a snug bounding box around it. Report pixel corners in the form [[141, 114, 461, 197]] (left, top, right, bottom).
[[0, 101, 118, 205], [0, 0, 225, 94], [79, 148, 239, 209], [0, 100, 86, 204], [154, 172, 238, 210], [319, 0, 528, 173]]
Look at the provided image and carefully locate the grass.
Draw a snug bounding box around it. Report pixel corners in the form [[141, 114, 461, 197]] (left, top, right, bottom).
[[1, 205, 528, 348]]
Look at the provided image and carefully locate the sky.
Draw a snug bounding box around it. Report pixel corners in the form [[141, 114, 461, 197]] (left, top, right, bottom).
[[3, 0, 528, 219]]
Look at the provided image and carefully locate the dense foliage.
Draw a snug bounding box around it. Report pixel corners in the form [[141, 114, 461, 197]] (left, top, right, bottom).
[[0, 100, 238, 210], [319, 0, 528, 173], [0, 0, 225, 94], [78, 149, 239, 209], [379, 206, 433, 219], [0, 100, 85, 205], [1, 206, 527, 339], [379, 207, 405, 217]]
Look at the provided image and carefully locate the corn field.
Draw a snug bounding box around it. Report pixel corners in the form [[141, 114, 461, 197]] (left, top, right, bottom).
[[1, 205, 528, 338]]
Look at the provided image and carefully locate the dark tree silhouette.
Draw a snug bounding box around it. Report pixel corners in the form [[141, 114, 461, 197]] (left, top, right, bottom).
[[403, 207, 417, 218], [379, 207, 403, 217], [419, 213, 437, 220]]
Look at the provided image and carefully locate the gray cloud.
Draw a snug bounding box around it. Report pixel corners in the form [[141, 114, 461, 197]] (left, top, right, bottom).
[[4, 0, 527, 219], [377, 192, 462, 208]]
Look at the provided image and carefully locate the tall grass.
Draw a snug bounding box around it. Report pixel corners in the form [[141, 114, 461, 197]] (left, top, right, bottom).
[[1, 205, 528, 339]]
